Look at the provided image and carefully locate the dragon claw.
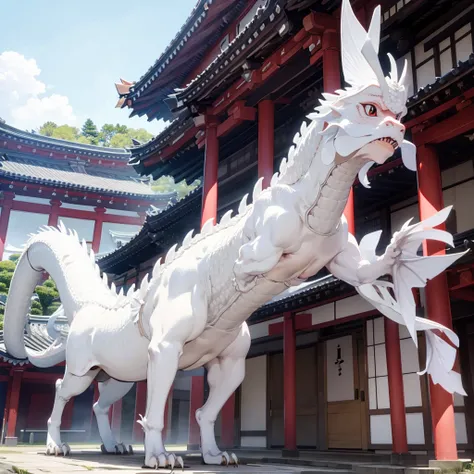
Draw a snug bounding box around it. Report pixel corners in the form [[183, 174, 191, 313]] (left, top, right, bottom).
[[46, 442, 70, 457]]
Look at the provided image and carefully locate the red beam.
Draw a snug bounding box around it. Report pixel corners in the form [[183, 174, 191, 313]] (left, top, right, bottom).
[[209, 28, 309, 117], [10, 200, 142, 225], [413, 102, 474, 146], [451, 288, 474, 302]]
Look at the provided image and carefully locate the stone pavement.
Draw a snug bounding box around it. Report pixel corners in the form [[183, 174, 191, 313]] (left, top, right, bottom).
[[0, 445, 351, 474]]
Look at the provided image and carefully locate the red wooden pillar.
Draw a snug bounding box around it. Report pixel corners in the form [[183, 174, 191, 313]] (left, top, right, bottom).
[[384, 319, 408, 453], [48, 199, 61, 227], [133, 381, 147, 443], [5, 370, 23, 444], [322, 30, 355, 234], [188, 375, 204, 449], [417, 144, 458, 460], [201, 118, 219, 227], [258, 99, 275, 189], [283, 312, 297, 453], [0, 192, 14, 260], [221, 394, 235, 449], [92, 207, 106, 253]]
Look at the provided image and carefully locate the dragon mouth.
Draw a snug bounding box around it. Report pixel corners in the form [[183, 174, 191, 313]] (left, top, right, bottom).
[[373, 137, 399, 150]]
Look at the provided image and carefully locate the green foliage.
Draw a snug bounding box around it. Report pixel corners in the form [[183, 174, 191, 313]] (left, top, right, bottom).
[[76, 135, 92, 145], [0, 282, 7, 293], [37, 120, 153, 149], [9, 254, 21, 263], [81, 119, 99, 144], [51, 125, 80, 141], [109, 132, 132, 148], [151, 176, 200, 199], [35, 279, 59, 315], [38, 121, 57, 137]]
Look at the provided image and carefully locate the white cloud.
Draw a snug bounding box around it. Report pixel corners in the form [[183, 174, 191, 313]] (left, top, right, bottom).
[[0, 51, 76, 130]]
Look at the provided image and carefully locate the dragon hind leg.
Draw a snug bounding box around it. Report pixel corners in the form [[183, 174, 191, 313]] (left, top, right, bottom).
[[93, 378, 134, 454], [197, 324, 251, 466], [46, 369, 98, 456]]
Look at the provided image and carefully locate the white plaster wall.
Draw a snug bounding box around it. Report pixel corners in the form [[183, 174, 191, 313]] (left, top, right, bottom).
[[99, 222, 141, 255], [4, 210, 48, 259], [249, 317, 283, 340], [13, 195, 51, 205], [307, 303, 334, 325], [456, 26, 472, 62], [397, 53, 414, 97], [443, 182, 474, 233], [335, 295, 372, 319], [455, 412, 468, 444], [370, 414, 392, 445], [60, 203, 96, 212], [391, 204, 419, 234], [59, 217, 94, 242], [105, 208, 141, 217], [240, 356, 267, 433], [406, 413, 425, 444], [240, 436, 266, 448]]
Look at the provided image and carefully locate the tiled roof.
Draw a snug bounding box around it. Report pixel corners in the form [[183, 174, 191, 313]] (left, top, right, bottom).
[[406, 53, 474, 119], [119, 0, 248, 121], [0, 122, 129, 161], [0, 319, 68, 366], [0, 152, 175, 199], [168, 0, 286, 112]]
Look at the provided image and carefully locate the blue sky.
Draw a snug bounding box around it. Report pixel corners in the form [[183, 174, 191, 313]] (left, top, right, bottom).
[[0, 0, 197, 135]]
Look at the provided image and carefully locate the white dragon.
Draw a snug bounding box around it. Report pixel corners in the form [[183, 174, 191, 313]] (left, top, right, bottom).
[[3, 0, 467, 469]]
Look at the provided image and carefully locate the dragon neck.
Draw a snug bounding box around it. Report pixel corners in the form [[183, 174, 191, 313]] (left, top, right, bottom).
[[304, 153, 368, 235]]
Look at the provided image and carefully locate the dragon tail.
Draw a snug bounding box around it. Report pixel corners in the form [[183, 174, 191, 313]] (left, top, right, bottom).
[[3, 224, 120, 366]]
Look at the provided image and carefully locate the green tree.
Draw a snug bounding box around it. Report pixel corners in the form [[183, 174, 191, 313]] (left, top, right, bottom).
[[150, 176, 176, 193], [76, 135, 92, 145], [150, 176, 200, 199], [127, 128, 153, 145], [99, 124, 118, 146], [109, 132, 132, 148], [81, 119, 99, 144], [38, 121, 57, 137], [8, 254, 20, 263], [35, 279, 60, 315], [51, 125, 79, 141]]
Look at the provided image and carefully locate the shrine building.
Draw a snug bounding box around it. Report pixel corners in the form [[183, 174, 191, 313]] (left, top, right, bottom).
[[0, 0, 474, 462]]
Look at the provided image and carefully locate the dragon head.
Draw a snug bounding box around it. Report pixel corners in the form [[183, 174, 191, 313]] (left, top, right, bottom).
[[316, 0, 416, 187]]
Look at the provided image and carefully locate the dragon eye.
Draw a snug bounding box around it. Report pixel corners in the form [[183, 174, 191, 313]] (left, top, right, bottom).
[[362, 104, 378, 117]]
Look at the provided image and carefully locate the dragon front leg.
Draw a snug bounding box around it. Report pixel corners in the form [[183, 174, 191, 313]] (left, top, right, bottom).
[[197, 324, 251, 466], [93, 379, 134, 455], [140, 288, 204, 470], [46, 369, 98, 456]]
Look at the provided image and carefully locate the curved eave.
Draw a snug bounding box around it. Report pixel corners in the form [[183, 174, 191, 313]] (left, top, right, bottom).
[[169, 0, 286, 111], [121, 0, 248, 122], [128, 114, 194, 166], [405, 53, 474, 121], [0, 123, 130, 161], [98, 186, 202, 273]]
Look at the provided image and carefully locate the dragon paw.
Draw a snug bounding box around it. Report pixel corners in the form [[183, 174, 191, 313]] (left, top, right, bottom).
[[46, 442, 70, 456], [100, 442, 128, 454], [144, 452, 184, 470], [203, 451, 239, 466]]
